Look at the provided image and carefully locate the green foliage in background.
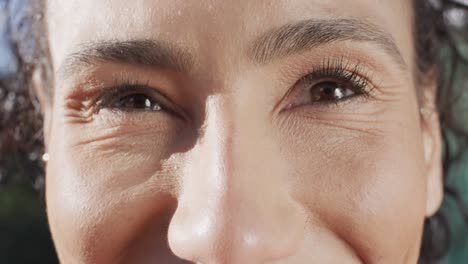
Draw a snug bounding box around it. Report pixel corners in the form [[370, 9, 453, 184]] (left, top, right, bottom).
[[439, 39, 468, 263], [0, 176, 58, 264]]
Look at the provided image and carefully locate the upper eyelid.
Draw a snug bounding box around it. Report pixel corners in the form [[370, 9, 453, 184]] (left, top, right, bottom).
[[278, 54, 383, 87], [299, 60, 378, 94], [302, 66, 368, 83], [303, 68, 370, 92], [309, 58, 374, 81], [60, 63, 184, 105]]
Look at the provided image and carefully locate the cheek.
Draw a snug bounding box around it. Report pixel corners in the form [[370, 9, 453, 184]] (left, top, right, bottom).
[[45, 112, 187, 263], [279, 118, 428, 261]]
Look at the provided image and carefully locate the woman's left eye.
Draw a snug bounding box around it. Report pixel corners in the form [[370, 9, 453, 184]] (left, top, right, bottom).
[[282, 68, 370, 111], [308, 81, 356, 102]]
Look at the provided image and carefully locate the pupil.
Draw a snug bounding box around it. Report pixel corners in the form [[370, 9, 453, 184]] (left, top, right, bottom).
[[320, 82, 340, 98]]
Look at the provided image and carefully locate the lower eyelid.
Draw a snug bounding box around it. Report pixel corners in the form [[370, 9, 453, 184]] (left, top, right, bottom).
[[93, 108, 180, 128]]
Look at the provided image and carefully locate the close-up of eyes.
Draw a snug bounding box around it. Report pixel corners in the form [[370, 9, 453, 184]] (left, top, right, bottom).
[[95, 59, 374, 117]]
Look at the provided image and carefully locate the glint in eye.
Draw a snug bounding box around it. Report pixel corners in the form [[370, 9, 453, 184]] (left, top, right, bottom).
[[96, 83, 188, 119], [98, 84, 172, 114], [309, 81, 356, 102], [114, 93, 162, 111], [281, 61, 373, 112]]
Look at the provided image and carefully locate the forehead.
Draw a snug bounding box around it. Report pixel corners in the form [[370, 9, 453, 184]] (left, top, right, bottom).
[[46, 0, 413, 71]]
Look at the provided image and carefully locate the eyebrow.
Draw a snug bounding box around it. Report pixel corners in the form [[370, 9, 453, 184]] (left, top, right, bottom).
[[247, 18, 407, 70], [57, 39, 193, 77], [58, 18, 407, 79]]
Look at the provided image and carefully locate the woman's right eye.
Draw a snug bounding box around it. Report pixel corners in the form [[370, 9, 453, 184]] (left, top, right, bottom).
[[98, 85, 170, 113], [112, 93, 162, 111]]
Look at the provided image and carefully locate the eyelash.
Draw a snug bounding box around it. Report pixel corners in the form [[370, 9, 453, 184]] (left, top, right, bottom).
[[275, 58, 376, 114], [302, 59, 371, 96]]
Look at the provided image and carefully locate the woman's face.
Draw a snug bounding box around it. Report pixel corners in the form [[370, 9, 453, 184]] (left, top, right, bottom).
[[42, 0, 444, 263]]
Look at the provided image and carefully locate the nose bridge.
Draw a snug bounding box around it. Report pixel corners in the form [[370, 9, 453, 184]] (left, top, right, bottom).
[[168, 95, 306, 263]]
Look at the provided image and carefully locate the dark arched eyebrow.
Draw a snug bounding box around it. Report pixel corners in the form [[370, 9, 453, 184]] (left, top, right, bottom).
[[57, 39, 194, 78], [57, 18, 407, 80], [247, 18, 408, 70]]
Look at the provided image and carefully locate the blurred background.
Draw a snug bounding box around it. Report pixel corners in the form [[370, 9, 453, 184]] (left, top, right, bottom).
[[0, 0, 467, 264]]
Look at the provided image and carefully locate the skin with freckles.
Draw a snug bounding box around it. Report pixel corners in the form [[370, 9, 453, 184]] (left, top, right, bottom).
[[38, 0, 444, 263]]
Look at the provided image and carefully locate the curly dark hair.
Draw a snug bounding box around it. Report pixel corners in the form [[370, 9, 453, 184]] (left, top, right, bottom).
[[0, 0, 467, 262]]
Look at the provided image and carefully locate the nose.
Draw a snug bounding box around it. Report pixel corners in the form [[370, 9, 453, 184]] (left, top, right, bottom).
[[168, 96, 307, 263]]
